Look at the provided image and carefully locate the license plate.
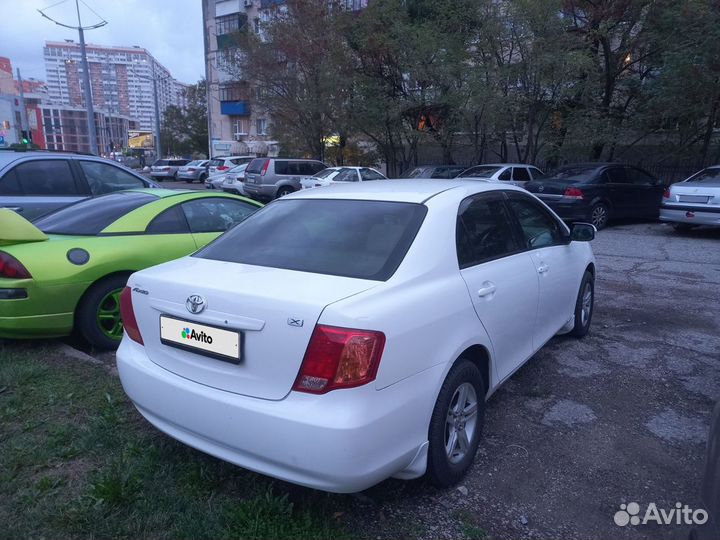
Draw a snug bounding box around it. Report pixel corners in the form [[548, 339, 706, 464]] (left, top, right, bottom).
[[160, 315, 241, 363], [678, 195, 710, 203]]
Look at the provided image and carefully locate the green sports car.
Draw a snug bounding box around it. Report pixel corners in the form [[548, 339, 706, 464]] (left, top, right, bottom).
[[0, 189, 262, 348]]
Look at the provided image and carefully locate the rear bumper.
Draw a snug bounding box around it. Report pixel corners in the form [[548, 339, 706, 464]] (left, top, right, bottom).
[[243, 183, 275, 199], [660, 205, 720, 226], [0, 311, 74, 338], [151, 171, 175, 179], [177, 172, 202, 180], [535, 197, 590, 222], [116, 337, 439, 493]]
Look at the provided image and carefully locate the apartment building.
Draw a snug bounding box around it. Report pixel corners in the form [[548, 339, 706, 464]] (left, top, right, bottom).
[[43, 40, 186, 132]]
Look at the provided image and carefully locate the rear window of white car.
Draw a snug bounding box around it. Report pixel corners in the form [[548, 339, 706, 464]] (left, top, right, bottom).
[[196, 199, 427, 280]]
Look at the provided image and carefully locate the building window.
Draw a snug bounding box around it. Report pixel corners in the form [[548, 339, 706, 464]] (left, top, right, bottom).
[[234, 118, 249, 136], [219, 83, 248, 102], [256, 118, 267, 136], [216, 14, 242, 35]]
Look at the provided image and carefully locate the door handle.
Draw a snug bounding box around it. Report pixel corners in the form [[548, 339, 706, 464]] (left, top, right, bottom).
[[2, 206, 23, 212], [477, 282, 497, 298], [537, 263, 549, 274]]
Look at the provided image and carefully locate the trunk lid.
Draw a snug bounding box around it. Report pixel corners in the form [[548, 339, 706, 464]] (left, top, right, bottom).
[[130, 257, 379, 400], [525, 180, 578, 197], [669, 182, 720, 205]]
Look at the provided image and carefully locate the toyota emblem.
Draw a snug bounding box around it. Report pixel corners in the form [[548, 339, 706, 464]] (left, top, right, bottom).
[[186, 294, 206, 314]]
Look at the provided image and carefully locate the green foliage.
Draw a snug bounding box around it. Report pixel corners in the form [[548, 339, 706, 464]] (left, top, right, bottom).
[[223, 0, 720, 170], [162, 79, 208, 157]]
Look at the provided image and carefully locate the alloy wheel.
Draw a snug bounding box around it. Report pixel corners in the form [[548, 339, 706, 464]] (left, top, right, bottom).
[[445, 382, 479, 464], [580, 282, 593, 327], [97, 288, 124, 340], [591, 205, 608, 229]]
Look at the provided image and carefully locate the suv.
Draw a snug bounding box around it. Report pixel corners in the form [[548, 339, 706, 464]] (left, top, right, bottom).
[[243, 158, 327, 200], [401, 165, 467, 179], [0, 151, 158, 220], [150, 158, 190, 181], [208, 156, 254, 176]]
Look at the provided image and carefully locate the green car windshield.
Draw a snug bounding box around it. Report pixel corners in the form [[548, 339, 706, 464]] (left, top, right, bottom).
[[34, 192, 157, 235]]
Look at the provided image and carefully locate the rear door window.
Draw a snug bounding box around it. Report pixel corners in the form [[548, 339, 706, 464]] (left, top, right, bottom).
[[0, 168, 22, 194], [498, 168, 512, 181], [297, 162, 318, 176], [274, 161, 290, 175], [360, 168, 384, 181], [456, 194, 522, 267], [604, 167, 628, 184], [78, 160, 146, 195], [529, 167, 544, 179], [13, 160, 82, 195], [196, 199, 427, 281], [512, 167, 531, 182]]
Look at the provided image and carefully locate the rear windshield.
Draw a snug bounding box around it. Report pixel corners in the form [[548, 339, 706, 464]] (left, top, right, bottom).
[[685, 168, 720, 183], [153, 160, 170, 166], [229, 163, 248, 173], [196, 199, 427, 281], [540, 166, 599, 183], [209, 159, 223, 167], [186, 160, 203, 166], [246, 158, 268, 174], [401, 167, 425, 178], [34, 192, 157, 235], [458, 166, 501, 178]]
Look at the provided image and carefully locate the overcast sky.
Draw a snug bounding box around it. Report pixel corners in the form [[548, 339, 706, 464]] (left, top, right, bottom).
[[0, 0, 205, 84]]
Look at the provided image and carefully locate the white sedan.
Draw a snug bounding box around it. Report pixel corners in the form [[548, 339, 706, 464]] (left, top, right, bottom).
[[660, 165, 720, 231], [300, 166, 386, 189], [117, 180, 596, 493]]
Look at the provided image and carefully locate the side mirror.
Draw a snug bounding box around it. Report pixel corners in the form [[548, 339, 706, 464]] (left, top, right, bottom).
[[570, 222, 596, 242]]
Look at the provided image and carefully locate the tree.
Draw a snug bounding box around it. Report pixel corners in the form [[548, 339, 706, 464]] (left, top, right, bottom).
[[161, 79, 208, 157]]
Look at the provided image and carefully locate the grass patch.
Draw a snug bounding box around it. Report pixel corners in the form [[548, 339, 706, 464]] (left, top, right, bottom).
[[0, 342, 342, 539]]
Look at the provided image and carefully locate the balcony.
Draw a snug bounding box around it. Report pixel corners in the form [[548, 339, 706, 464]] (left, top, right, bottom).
[[220, 100, 250, 116]]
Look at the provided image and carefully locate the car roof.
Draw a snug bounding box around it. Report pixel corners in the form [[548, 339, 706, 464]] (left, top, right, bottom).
[[467, 163, 533, 168], [287, 178, 523, 203]]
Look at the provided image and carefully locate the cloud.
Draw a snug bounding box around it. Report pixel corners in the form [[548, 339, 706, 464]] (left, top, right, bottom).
[[0, 0, 204, 83]]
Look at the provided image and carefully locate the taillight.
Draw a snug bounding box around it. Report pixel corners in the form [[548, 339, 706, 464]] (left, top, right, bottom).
[[564, 186, 584, 199], [0, 252, 32, 279], [217, 166, 229, 171], [293, 325, 386, 394], [119, 287, 143, 344], [663, 188, 671, 199], [260, 160, 270, 175]]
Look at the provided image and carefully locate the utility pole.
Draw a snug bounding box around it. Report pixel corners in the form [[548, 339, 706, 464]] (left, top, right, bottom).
[[152, 63, 163, 159], [15, 68, 31, 148], [39, 0, 107, 155]]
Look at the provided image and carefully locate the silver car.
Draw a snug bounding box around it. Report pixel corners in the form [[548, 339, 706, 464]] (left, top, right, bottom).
[[176, 160, 209, 183], [661, 166, 720, 231], [0, 150, 158, 220], [243, 158, 327, 200], [220, 163, 249, 195], [150, 158, 190, 181]]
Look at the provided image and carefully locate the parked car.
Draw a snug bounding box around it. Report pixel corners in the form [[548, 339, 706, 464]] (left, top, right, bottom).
[[0, 189, 261, 349], [300, 166, 387, 189], [401, 165, 467, 179], [243, 158, 327, 200], [177, 160, 210, 183], [150, 158, 191, 181], [660, 166, 720, 232], [457, 163, 544, 186], [0, 150, 158, 220], [207, 156, 254, 176], [117, 179, 596, 493], [524, 163, 663, 230], [221, 163, 250, 195]]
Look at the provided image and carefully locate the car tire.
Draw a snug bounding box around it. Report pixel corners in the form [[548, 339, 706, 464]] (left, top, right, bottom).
[[427, 359, 486, 488], [569, 270, 594, 338], [276, 186, 294, 198], [590, 203, 609, 230], [76, 274, 130, 350], [200, 173, 207, 183]]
